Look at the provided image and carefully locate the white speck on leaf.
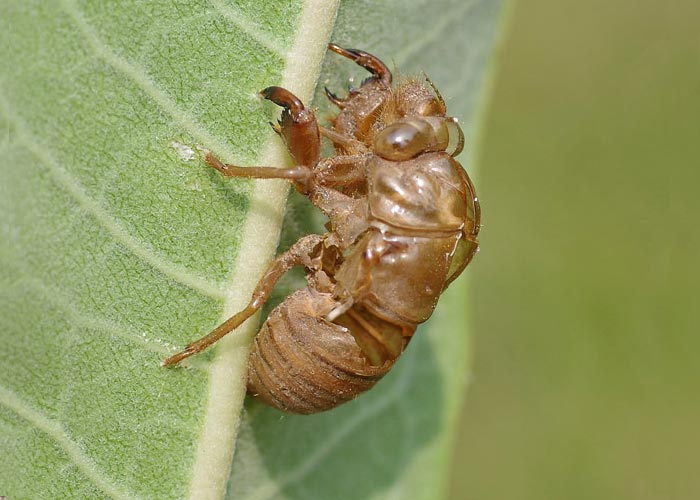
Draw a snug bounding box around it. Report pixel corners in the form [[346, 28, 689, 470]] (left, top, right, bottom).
[[171, 141, 196, 161]]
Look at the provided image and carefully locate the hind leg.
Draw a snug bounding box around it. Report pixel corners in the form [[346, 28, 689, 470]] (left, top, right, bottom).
[[163, 233, 325, 366]]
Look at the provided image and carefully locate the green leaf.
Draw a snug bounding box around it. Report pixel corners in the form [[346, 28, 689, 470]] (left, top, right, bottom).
[[0, 0, 504, 499]]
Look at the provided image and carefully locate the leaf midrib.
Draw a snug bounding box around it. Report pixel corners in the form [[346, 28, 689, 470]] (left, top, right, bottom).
[[186, 0, 342, 498]]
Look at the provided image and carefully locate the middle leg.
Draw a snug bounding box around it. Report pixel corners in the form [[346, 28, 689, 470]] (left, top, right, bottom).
[[205, 152, 313, 193]]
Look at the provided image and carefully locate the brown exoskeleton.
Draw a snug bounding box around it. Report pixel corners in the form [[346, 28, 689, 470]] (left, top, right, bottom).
[[163, 44, 481, 414]]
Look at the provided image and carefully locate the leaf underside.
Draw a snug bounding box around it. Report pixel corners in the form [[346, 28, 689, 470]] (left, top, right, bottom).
[[0, 0, 504, 499]]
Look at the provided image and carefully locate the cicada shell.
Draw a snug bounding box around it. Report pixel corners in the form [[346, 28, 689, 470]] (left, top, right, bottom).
[[164, 44, 480, 414]]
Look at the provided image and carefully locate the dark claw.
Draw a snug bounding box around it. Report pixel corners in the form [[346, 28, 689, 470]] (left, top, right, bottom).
[[268, 121, 282, 135], [324, 86, 346, 109], [259, 86, 305, 119], [327, 43, 392, 85]]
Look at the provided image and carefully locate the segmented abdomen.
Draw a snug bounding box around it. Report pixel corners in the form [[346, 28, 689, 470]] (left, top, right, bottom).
[[247, 289, 399, 414]]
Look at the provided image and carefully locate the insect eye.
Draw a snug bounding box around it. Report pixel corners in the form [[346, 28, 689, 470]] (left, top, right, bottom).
[[375, 117, 465, 160], [374, 121, 434, 161]]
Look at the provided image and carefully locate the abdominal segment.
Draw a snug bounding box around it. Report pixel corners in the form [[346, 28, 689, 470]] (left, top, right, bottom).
[[247, 289, 399, 414]]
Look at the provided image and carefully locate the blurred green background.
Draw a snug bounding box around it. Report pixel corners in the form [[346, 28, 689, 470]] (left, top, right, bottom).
[[450, 0, 700, 499]]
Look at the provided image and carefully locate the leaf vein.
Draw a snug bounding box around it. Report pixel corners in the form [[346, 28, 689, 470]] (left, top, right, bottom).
[[59, 0, 245, 163], [208, 0, 287, 57], [0, 97, 228, 300], [0, 383, 139, 500], [4, 269, 209, 370]]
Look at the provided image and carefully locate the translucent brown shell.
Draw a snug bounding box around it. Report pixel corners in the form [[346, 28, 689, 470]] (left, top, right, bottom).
[[163, 44, 480, 414]]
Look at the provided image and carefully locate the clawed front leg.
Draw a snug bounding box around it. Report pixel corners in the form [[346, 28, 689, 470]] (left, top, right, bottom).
[[201, 85, 324, 194], [260, 86, 321, 167], [327, 43, 392, 86]]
